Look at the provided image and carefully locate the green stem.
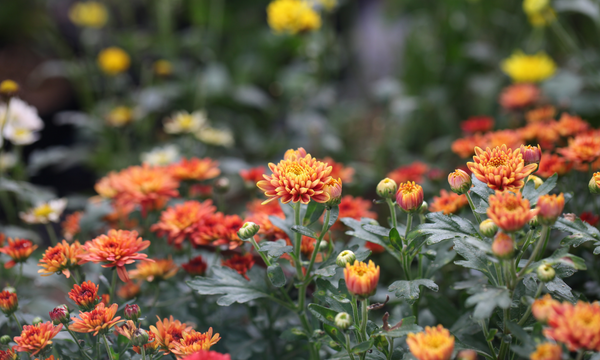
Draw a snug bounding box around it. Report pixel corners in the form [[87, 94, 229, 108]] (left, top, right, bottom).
[[515, 230, 534, 266], [141, 345, 147, 360], [45, 223, 59, 246], [497, 334, 510, 360], [102, 334, 115, 360], [480, 320, 497, 359], [350, 297, 362, 342], [517, 226, 548, 279], [249, 236, 271, 266], [465, 192, 482, 224], [304, 210, 331, 279], [404, 213, 412, 243], [345, 332, 357, 360], [68, 328, 94, 360], [575, 350, 584, 360], [11, 313, 22, 330], [518, 282, 544, 326], [536, 226, 552, 261], [292, 203, 304, 279], [14, 263, 23, 287], [385, 198, 398, 228], [359, 299, 369, 360], [387, 337, 394, 360]]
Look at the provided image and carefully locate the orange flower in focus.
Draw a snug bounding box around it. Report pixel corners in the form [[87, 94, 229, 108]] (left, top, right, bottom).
[[222, 253, 255, 280], [151, 200, 216, 247], [0, 290, 18, 315], [79, 230, 151, 282], [150, 316, 193, 354], [129, 258, 178, 282], [530, 343, 562, 360], [556, 113, 590, 137], [322, 157, 355, 183], [192, 213, 244, 250], [113, 320, 137, 339], [452, 134, 485, 158], [37, 240, 83, 278], [69, 280, 100, 310], [532, 294, 560, 323], [117, 282, 141, 300], [396, 182, 424, 213], [0, 349, 17, 360], [406, 325, 454, 360], [537, 153, 571, 178], [467, 145, 537, 191], [170, 328, 221, 359], [344, 260, 380, 298], [12, 321, 62, 355], [182, 255, 208, 277], [487, 191, 537, 232], [544, 301, 600, 351], [169, 157, 220, 181], [0, 238, 37, 269], [558, 133, 600, 165], [257, 148, 332, 205], [526, 105, 556, 123], [461, 116, 494, 134], [387, 162, 429, 184], [499, 83, 540, 110], [429, 190, 468, 215], [70, 303, 124, 335], [62, 211, 83, 241], [239, 166, 266, 185], [332, 196, 377, 231]]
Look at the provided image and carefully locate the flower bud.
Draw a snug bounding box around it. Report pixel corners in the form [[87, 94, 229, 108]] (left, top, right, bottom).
[[124, 304, 141, 322], [49, 305, 70, 325], [32, 317, 43, 325], [334, 312, 352, 330], [376, 178, 397, 199], [215, 177, 230, 194], [536, 193, 565, 226], [457, 350, 477, 360], [492, 232, 514, 259], [0, 334, 10, 345], [589, 173, 600, 194], [323, 178, 343, 208], [448, 169, 472, 195], [419, 201, 428, 214], [336, 250, 356, 268], [344, 260, 380, 299], [479, 219, 498, 237], [529, 215, 539, 228], [528, 175, 543, 189], [0, 80, 19, 99], [396, 181, 424, 213], [537, 264, 556, 282], [237, 222, 260, 240], [131, 329, 150, 347], [520, 144, 542, 167]]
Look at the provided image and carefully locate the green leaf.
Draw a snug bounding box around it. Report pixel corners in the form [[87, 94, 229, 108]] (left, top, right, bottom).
[[388, 279, 439, 305], [343, 218, 399, 260], [555, 216, 600, 247], [352, 339, 375, 354], [267, 264, 286, 287], [259, 240, 293, 258], [453, 238, 495, 278], [522, 174, 557, 206], [485, 328, 498, 342], [291, 225, 318, 238], [324, 323, 346, 345], [329, 206, 340, 227], [375, 316, 422, 338], [313, 279, 353, 313], [187, 267, 270, 306], [416, 212, 481, 245], [363, 224, 393, 237], [269, 215, 295, 239], [425, 246, 456, 278], [469, 175, 493, 207], [545, 277, 576, 302], [304, 202, 326, 226], [506, 322, 535, 356], [308, 304, 339, 326], [465, 286, 511, 319], [389, 227, 403, 250]]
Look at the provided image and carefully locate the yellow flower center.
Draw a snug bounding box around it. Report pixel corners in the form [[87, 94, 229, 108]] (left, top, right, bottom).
[[488, 156, 507, 167], [33, 204, 53, 217], [287, 163, 307, 176], [178, 115, 194, 129]]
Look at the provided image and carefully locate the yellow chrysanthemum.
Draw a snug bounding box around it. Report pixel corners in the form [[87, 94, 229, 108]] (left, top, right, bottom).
[[407, 325, 455, 360], [530, 342, 562, 360], [501, 51, 557, 83], [97, 47, 131, 76], [68, 2, 108, 28], [267, 0, 322, 34]]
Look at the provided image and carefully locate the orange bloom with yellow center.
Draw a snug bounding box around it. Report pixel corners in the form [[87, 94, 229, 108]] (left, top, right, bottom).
[[344, 260, 380, 298], [0, 290, 18, 315], [257, 148, 332, 205], [530, 343, 562, 360], [37, 240, 83, 278], [170, 328, 221, 359], [487, 191, 537, 232], [12, 321, 63, 355], [79, 230, 152, 282], [544, 301, 600, 351], [0, 349, 17, 360], [467, 145, 537, 192], [452, 134, 485, 159], [406, 325, 455, 360], [222, 253, 255, 280], [149, 316, 193, 354], [556, 113, 590, 137], [537, 153, 571, 178], [322, 157, 355, 183], [151, 200, 216, 247], [526, 105, 556, 123], [69, 280, 100, 311], [115, 164, 180, 213], [499, 83, 540, 110], [396, 181, 424, 212], [192, 213, 245, 250], [429, 190, 468, 215], [558, 133, 600, 165], [69, 303, 124, 336], [169, 157, 220, 181], [0, 238, 38, 269], [387, 162, 429, 184], [61, 211, 82, 241], [129, 257, 178, 282]]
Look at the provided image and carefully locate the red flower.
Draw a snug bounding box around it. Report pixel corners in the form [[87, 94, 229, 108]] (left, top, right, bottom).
[[580, 212, 600, 226], [182, 256, 208, 277], [192, 213, 244, 250], [151, 200, 216, 248], [0, 238, 37, 269], [182, 350, 231, 360], [222, 254, 255, 280], [461, 116, 494, 134], [239, 166, 266, 185], [387, 162, 429, 184]]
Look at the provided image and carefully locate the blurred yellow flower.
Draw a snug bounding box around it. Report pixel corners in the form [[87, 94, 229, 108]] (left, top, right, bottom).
[[523, 0, 555, 27], [98, 47, 131, 76], [523, 0, 549, 14], [106, 106, 134, 127], [154, 60, 173, 77], [195, 127, 234, 147], [501, 51, 557, 83], [313, 0, 336, 11], [69, 2, 108, 29], [164, 111, 207, 134], [267, 0, 322, 34]]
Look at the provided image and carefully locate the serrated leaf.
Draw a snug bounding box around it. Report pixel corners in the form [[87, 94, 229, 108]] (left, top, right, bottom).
[[465, 286, 511, 319], [470, 175, 494, 200], [291, 225, 318, 238], [187, 267, 270, 306], [308, 304, 339, 326], [417, 212, 481, 245], [363, 224, 392, 237], [343, 217, 399, 260], [267, 264, 286, 287], [425, 246, 456, 278], [389, 227, 403, 249], [522, 174, 557, 206], [375, 316, 422, 338], [388, 279, 438, 305], [555, 216, 600, 247], [453, 238, 495, 277], [352, 339, 375, 354], [314, 265, 337, 277], [304, 202, 326, 226], [545, 277, 576, 302], [259, 240, 293, 258]]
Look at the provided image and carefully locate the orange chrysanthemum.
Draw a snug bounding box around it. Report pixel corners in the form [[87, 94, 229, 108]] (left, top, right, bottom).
[[0, 238, 37, 269], [407, 325, 455, 360], [0, 290, 18, 315], [461, 116, 494, 134], [429, 190, 468, 215], [322, 157, 355, 183], [344, 260, 380, 298], [61, 211, 83, 241], [69, 303, 124, 336], [396, 181, 424, 212], [12, 321, 63, 355], [499, 83, 540, 110], [452, 134, 485, 159], [526, 105, 556, 123], [556, 113, 590, 137], [79, 230, 152, 282], [117, 281, 141, 300], [95, 172, 121, 199], [151, 200, 216, 247], [192, 213, 244, 250], [332, 195, 377, 230], [257, 148, 332, 205], [487, 191, 538, 232], [113, 320, 137, 339], [129, 257, 178, 282], [484, 130, 524, 150], [544, 301, 600, 351], [536, 193, 565, 225], [103, 203, 137, 230], [68, 280, 100, 310], [558, 133, 600, 165], [530, 343, 562, 360], [222, 253, 255, 280], [182, 255, 208, 277], [0, 349, 17, 360], [169, 157, 220, 181], [467, 145, 537, 191], [245, 199, 288, 242], [519, 122, 560, 150], [239, 166, 266, 185], [37, 240, 83, 278], [150, 315, 193, 354], [537, 153, 572, 178], [387, 162, 429, 184], [170, 328, 221, 359]]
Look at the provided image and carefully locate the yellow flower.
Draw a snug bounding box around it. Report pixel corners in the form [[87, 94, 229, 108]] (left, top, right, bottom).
[[106, 106, 134, 127], [98, 47, 131, 76], [267, 0, 322, 34], [164, 111, 207, 134], [154, 60, 173, 77], [527, 9, 556, 27], [501, 51, 557, 83], [523, 0, 549, 14], [69, 2, 108, 28], [195, 127, 234, 147], [407, 325, 455, 360], [530, 343, 562, 360]]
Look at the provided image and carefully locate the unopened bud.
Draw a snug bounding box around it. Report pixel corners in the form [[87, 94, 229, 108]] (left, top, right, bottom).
[[0, 80, 19, 99], [520, 144, 542, 167], [492, 232, 514, 259], [238, 222, 260, 240], [376, 178, 397, 199], [419, 201, 428, 214], [528, 175, 543, 189], [32, 317, 43, 325], [324, 178, 343, 208], [334, 312, 352, 330], [215, 177, 230, 194], [124, 304, 141, 322], [3, 287, 16, 294], [336, 250, 356, 268], [537, 264, 555, 282], [529, 215, 539, 228], [49, 305, 70, 325], [479, 219, 498, 237], [0, 335, 10, 345], [131, 328, 149, 347], [590, 174, 600, 194], [448, 169, 472, 195]]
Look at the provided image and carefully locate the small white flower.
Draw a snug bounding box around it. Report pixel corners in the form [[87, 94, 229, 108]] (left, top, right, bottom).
[[0, 98, 44, 145], [20, 198, 68, 224], [3, 125, 40, 145], [195, 127, 234, 147], [140, 144, 180, 166], [0, 152, 16, 171], [163, 111, 207, 134]]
